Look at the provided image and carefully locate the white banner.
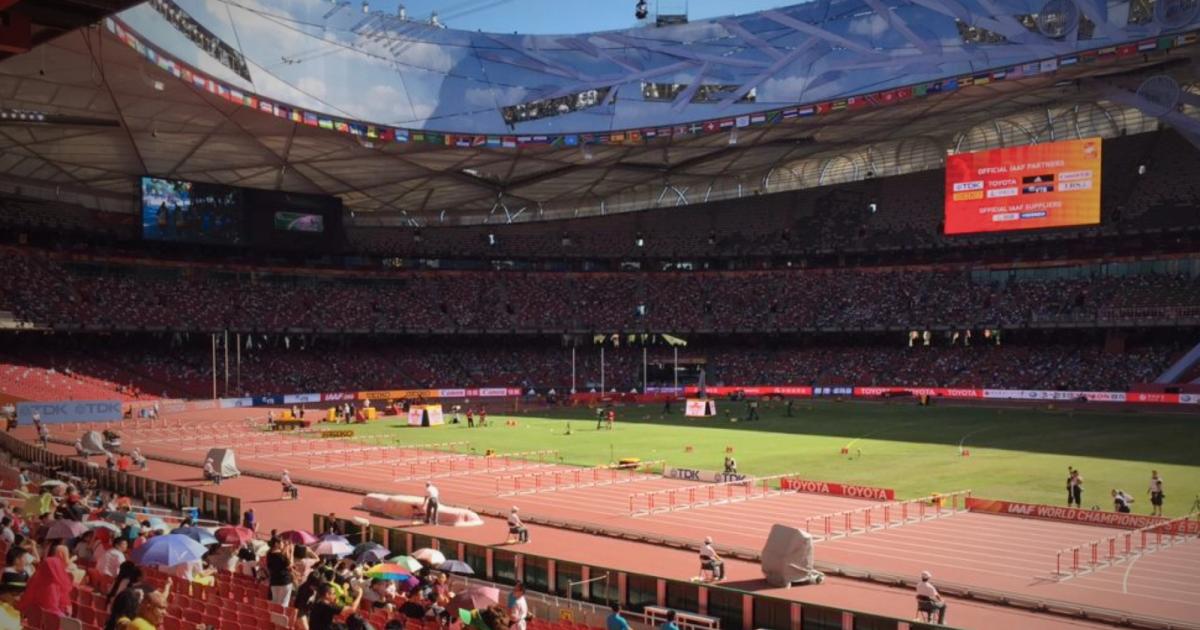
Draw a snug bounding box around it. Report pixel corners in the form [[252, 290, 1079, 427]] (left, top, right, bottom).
[[283, 393, 322, 404], [1181, 393, 1200, 405], [685, 399, 717, 417], [407, 404, 445, 426], [982, 389, 1126, 402], [663, 466, 747, 484], [219, 397, 254, 409]]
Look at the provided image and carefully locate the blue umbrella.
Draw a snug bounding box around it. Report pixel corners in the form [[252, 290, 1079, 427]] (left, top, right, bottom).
[[354, 546, 388, 563], [172, 526, 218, 546], [439, 560, 474, 575], [131, 534, 208, 567]]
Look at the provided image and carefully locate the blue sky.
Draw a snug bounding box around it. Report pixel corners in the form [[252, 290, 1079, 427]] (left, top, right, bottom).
[[360, 0, 794, 34]]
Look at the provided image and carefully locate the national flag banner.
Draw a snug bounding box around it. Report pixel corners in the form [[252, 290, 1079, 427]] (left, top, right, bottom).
[[486, 136, 501, 146], [990, 69, 1006, 80], [390, 129, 405, 142], [229, 89, 243, 102], [609, 132, 625, 143], [749, 113, 766, 124], [735, 115, 751, 128], [1157, 36, 1174, 50], [595, 134, 610, 144], [943, 78, 959, 91], [895, 86, 913, 100], [688, 122, 704, 134], [192, 75, 205, 89], [958, 76, 975, 87], [656, 127, 672, 137], [797, 106, 815, 117], [815, 102, 832, 114], [847, 95, 869, 109], [1179, 33, 1198, 46], [719, 118, 736, 128], [765, 110, 781, 123], [259, 100, 273, 113], [1039, 58, 1058, 72], [425, 132, 443, 145], [830, 99, 847, 111], [296, 111, 309, 124], [182, 69, 194, 83], [366, 126, 378, 139], [411, 132, 425, 143], [334, 121, 349, 133], [1116, 44, 1137, 56], [454, 136, 471, 147], [1097, 46, 1117, 56], [626, 131, 641, 144], [470, 135, 486, 146], [1059, 56, 1078, 66], [913, 84, 929, 97], [878, 90, 897, 104], [532, 135, 549, 143], [216, 83, 228, 98], [245, 96, 258, 109], [350, 124, 367, 136], [1079, 50, 1098, 63], [502, 136, 516, 147], [318, 118, 334, 130], [643, 128, 657, 138], [1138, 39, 1157, 51], [782, 108, 799, 118], [562, 134, 579, 146], [703, 120, 719, 133], [972, 74, 990, 86]]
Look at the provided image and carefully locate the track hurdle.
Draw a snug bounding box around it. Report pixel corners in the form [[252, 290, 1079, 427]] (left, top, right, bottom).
[[391, 449, 560, 482], [628, 473, 799, 517], [1053, 512, 1199, 578], [799, 490, 972, 541], [496, 460, 667, 496]]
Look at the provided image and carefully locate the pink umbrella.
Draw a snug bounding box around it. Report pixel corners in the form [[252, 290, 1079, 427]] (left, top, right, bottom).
[[46, 519, 88, 541], [278, 530, 318, 545]]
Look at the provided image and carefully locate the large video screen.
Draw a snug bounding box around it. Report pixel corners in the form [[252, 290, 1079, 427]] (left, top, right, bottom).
[[944, 137, 1102, 235], [274, 211, 325, 233], [141, 176, 244, 245]]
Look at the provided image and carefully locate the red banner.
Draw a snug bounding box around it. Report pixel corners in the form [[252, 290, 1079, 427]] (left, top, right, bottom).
[[966, 498, 1200, 533], [780, 477, 895, 501], [1126, 392, 1180, 404], [854, 387, 981, 398], [683, 386, 813, 397]]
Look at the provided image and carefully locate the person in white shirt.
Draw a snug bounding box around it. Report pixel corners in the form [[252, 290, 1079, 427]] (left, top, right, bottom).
[[1112, 489, 1134, 513], [131, 447, 147, 470], [1148, 470, 1165, 517], [509, 582, 529, 630], [281, 470, 297, 500], [916, 570, 946, 624], [99, 538, 128, 578], [699, 536, 723, 581], [506, 506, 529, 544], [424, 482, 440, 525], [203, 458, 220, 485]]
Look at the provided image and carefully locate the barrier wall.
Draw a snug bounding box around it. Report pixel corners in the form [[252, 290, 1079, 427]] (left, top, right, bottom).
[[314, 513, 949, 630]]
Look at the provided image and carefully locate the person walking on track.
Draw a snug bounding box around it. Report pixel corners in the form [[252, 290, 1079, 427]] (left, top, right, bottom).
[[1148, 470, 1165, 517], [424, 482, 440, 525]]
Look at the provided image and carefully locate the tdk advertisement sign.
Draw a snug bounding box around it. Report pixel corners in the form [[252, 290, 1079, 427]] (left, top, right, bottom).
[[17, 400, 123, 424]]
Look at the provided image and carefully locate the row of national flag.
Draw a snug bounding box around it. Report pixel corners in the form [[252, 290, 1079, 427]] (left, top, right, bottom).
[[107, 17, 1198, 149]]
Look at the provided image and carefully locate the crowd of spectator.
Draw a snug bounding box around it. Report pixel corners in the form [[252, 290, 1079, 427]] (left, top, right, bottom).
[[2, 247, 1198, 334], [0, 334, 1178, 400]]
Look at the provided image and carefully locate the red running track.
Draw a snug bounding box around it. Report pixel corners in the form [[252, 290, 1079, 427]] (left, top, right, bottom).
[[35, 411, 1200, 629]]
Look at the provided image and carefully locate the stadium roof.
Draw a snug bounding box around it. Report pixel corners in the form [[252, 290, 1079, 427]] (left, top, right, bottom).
[[0, 0, 1196, 223]]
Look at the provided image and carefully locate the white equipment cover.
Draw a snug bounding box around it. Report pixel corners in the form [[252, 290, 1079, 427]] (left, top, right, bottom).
[[685, 399, 717, 417], [79, 431, 106, 455], [761, 524, 823, 587], [204, 447, 240, 478], [407, 404, 444, 426]]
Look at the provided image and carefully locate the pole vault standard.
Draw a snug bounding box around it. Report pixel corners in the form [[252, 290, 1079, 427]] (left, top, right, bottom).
[[236, 333, 241, 393], [211, 333, 217, 400], [600, 346, 605, 393], [571, 345, 576, 393], [673, 346, 678, 390], [224, 329, 229, 396], [643, 346, 648, 393]]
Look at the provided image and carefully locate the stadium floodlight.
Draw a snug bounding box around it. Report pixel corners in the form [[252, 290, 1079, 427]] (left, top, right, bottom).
[[362, 1, 369, 14], [635, 0, 649, 19], [397, 4, 406, 19], [868, 202, 878, 213]]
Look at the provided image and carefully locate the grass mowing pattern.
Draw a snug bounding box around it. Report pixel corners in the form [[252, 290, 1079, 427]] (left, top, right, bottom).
[[343, 400, 1200, 517]]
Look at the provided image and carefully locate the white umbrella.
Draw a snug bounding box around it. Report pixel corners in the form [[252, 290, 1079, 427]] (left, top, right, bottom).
[[411, 547, 446, 566]]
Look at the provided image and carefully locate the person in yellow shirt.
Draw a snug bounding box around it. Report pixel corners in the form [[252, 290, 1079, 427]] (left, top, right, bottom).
[[117, 578, 171, 630]]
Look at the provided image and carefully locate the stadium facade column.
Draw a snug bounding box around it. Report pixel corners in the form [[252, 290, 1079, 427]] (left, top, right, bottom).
[[580, 566, 590, 600], [617, 572, 627, 607], [697, 587, 707, 615], [655, 579, 665, 607], [546, 559, 556, 596]]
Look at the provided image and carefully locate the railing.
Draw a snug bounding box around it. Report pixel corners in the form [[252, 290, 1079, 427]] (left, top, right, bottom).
[[628, 474, 798, 517], [495, 460, 666, 496], [1053, 512, 1200, 578]]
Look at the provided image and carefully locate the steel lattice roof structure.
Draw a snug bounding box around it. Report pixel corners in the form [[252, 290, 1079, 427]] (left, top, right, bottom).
[[0, 0, 1197, 223]]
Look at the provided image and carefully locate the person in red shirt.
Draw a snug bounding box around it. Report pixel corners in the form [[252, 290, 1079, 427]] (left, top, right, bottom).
[[606, 409, 615, 430], [479, 407, 487, 427], [466, 408, 474, 428]]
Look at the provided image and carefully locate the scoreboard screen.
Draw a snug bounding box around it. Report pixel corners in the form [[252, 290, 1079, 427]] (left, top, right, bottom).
[[944, 137, 1101, 235]]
